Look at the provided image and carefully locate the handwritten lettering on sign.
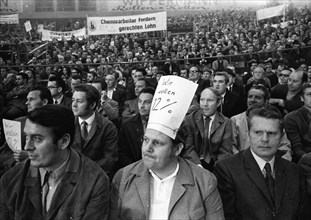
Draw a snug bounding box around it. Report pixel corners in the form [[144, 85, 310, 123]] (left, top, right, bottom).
[[148, 75, 198, 139], [3, 119, 22, 151]]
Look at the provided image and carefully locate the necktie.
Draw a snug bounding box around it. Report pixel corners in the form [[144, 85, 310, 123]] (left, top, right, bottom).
[[264, 163, 275, 202], [81, 121, 88, 141], [42, 171, 52, 212], [201, 117, 211, 163]]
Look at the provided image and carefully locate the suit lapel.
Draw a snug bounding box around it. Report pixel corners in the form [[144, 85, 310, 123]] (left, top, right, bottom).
[[210, 112, 222, 136], [194, 110, 204, 138], [168, 159, 193, 216], [243, 149, 275, 207], [133, 167, 151, 218], [25, 167, 43, 216], [274, 157, 286, 211], [46, 149, 79, 219]]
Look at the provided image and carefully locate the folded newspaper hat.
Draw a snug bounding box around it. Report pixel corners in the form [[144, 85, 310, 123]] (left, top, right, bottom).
[[147, 75, 198, 139]]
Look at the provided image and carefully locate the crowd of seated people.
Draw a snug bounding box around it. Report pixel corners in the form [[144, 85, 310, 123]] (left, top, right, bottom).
[[0, 5, 311, 219]]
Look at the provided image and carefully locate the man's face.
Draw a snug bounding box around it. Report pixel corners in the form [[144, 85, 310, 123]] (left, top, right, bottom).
[[200, 89, 219, 117], [278, 70, 291, 84], [151, 67, 159, 76], [288, 72, 303, 92], [253, 67, 264, 80], [47, 81, 60, 98], [87, 73, 94, 83], [72, 91, 93, 118], [180, 69, 188, 78], [16, 75, 25, 86], [251, 63, 258, 72], [135, 80, 146, 96], [202, 71, 211, 80], [105, 75, 116, 89], [134, 71, 144, 83], [188, 67, 200, 81], [247, 89, 266, 108], [24, 119, 65, 170], [249, 116, 282, 161], [71, 79, 81, 91], [142, 129, 178, 174], [213, 75, 227, 95], [26, 90, 44, 112], [138, 92, 153, 117], [299, 64, 308, 73], [303, 87, 311, 109]]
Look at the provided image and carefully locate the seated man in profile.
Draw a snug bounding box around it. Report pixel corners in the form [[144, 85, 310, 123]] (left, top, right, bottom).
[[0, 105, 110, 220]]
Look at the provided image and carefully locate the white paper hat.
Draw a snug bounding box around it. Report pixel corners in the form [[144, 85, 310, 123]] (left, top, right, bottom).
[[147, 75, 198, 139]]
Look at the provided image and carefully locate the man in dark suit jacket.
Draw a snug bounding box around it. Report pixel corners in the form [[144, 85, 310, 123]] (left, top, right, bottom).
[[0, 105, 110, 220], [47, 76, 72, 109], [118, 87, 155, 168], [183, 87, 233, 171], [213, 71, 244, 118], [71, 84, 118, 177], [214, 105, 306, 220]]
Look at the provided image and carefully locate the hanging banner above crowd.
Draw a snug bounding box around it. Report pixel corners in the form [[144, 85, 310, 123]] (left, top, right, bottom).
[[0, 0, 20, 13], [107, 0, 217, 12], [257, 4, 285, 21], [87, 11, 167, 35], [0, 14, 19, 24], [41, 28, 86, 41]]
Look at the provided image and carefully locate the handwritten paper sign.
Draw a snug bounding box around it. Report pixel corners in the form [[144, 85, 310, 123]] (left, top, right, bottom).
[[147, 76, 198, 139], [2, 119, 22, 151]]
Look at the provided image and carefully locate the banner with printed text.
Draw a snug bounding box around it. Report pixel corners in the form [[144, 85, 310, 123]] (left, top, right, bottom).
[[87, 11, 167, 36], [107, 0, 218, 12], [0, 13, 19, 24], [41, 28, 86, 41], [257, 5, 285, 21]]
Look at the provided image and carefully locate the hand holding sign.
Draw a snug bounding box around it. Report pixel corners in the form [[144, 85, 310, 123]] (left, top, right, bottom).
[[3, 119, 22, 151], [147, 76, 198, 139]]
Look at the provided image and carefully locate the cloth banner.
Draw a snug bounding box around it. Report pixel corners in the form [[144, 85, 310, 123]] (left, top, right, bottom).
[[24, 21, 32, 32], [257, 5, 285, 21], [41, 28, 86, 41], [87, 11, 167, 36], [0, 14, 19, 24]]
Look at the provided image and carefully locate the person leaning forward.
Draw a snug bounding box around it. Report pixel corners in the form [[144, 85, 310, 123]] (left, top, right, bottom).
[[0, 105, 110, 220]]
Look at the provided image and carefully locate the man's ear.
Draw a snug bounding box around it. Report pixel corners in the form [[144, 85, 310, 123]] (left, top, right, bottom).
[[42, 98, 48, 105], [174, 143, 184, 157], [58, 133, 70, 150]]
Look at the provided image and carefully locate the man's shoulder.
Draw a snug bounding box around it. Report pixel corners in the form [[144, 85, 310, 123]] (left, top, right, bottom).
[[1, 160, 31, 185], [78, 152, 109, 180]]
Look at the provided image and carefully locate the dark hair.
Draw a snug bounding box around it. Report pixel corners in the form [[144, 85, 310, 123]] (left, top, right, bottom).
[[214, 71, 229, 84], [48, 76, 66, 92], [72, 74, 82, 81], [136, 77, 150, 87], [17, 72, 29, 82], [139, 86, 155, 96], [30, 85, 53, 104], [74, 84, 100, 109], [27, 105, 75, 146], [249, 84, 270, 100], [92, 78, 107, 91], [247, 104, 284, 132], [136, 67, 147, 76]]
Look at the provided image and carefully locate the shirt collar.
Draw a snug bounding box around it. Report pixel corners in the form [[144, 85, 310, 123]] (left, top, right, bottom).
[[250, 149, 275, 174], [149, 162, 179, 182], [78, 112, 95, 126], [54, 95, 64, 104], [39, 149, 71, 186]]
